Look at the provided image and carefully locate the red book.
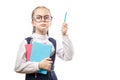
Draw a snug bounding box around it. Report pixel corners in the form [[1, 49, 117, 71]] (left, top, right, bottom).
[[25, 44, 32, 61]]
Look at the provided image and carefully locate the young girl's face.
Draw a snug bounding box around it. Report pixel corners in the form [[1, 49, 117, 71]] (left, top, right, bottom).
[[32, 7, 52, 34]]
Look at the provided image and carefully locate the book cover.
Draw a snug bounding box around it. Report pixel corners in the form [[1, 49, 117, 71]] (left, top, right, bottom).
[[30, 42, 52, 74], [25, 44, 32, 61]]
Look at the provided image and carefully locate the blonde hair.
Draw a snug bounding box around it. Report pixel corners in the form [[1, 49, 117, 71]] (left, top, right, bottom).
[[31, 6, 51, 21]]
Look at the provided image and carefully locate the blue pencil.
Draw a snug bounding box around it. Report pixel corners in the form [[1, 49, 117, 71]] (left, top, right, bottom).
[[64, 12, 67, 22]]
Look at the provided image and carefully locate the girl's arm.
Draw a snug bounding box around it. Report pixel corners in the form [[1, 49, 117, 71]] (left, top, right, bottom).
[[56, 23, 74, 61], [14, 40, 39, 73], [56, 35, 74, 61]]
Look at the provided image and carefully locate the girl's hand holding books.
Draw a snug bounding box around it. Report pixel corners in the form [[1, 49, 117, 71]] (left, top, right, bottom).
[[38, 58, 53, 71]]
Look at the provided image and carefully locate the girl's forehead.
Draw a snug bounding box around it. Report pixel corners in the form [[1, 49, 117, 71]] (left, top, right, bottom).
[[34, 8, 50, 15]]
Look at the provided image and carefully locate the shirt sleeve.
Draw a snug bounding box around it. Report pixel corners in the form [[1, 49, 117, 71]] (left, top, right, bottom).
[[14, 40, 39, 73], [56, 35, 74, 61]]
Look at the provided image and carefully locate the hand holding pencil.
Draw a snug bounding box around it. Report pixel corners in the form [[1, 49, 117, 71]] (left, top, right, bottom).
[[61, 12, 68, 35], [62, 23, 68, 35]]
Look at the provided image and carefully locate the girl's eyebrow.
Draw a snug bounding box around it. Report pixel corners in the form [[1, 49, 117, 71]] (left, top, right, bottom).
[[35, 15, 50, 16]]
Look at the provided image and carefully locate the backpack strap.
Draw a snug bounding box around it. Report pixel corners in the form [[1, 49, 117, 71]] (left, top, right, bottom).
[[48, 37, 57, 66], [25, 37, 33, 44], [48, 37, 57, 80]]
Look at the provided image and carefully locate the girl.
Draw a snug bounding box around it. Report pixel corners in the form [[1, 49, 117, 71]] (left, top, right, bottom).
[[14, 6, 74, 80]]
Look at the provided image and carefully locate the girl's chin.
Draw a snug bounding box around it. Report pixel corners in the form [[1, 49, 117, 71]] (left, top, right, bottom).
[[40, 27, 48, 31], [41, 27, 47, 30]]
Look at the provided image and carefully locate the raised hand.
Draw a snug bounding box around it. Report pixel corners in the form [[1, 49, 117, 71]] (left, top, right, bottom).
[[61, 23, 68, 35]]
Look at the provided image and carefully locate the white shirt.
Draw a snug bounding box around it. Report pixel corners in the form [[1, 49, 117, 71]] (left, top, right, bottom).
[[14, 33, 74, 73]]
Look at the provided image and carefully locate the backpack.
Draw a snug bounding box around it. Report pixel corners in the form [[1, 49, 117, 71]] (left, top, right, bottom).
[[25, 37, 58, 80]]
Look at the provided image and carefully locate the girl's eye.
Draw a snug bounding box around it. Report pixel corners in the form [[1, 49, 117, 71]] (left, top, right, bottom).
[[36, 16, 42, 19], [44, 15, 52, 20]]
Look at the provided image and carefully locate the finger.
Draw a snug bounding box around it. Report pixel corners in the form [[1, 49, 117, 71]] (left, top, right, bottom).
[[45, 57, 52, 61], [63, 25, 68, 29], [46, 64, 51, 71], [63, 23, 68, 26], [49, 61, 53, 64]]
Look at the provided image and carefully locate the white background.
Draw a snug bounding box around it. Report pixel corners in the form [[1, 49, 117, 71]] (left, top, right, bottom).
[[0, 0, 120, 80]]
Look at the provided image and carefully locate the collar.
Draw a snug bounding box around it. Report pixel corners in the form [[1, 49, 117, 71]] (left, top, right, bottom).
[[31, 33, 48, 40]]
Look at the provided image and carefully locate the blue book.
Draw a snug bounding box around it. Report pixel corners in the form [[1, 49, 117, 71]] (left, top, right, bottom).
[[30, 42, 52, 74]]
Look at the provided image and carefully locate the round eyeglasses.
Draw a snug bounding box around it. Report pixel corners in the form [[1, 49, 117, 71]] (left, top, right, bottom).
[[33, 15, 52, 22]]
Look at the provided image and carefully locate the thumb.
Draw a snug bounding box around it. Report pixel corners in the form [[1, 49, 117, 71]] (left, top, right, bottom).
[[45, 57, 52, 61]]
